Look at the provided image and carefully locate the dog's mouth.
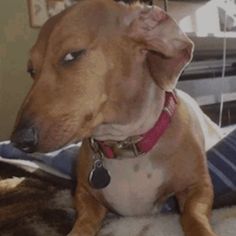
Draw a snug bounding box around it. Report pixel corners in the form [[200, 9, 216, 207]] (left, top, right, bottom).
[[12, 134, 81, 154]]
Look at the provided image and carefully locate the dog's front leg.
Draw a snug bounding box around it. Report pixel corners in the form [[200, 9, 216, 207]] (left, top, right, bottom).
[[177, 180, 217, 236], [67, 185, 107, 236]]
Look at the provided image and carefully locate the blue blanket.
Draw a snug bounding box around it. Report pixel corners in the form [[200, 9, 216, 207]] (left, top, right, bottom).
[[163, 129, 236, 212], [0, 130, 236, 212], [0, 142, 79, 177]]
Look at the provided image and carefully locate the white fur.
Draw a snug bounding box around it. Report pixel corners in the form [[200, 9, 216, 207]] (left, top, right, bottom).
[[50, 190, 74, 209], [177, 90, 222, 150], [102, 154, 165, 216], [98, 206, 236, 236]]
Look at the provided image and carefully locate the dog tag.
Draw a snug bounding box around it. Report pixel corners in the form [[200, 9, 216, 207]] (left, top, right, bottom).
[[89, 159, 111, 189]]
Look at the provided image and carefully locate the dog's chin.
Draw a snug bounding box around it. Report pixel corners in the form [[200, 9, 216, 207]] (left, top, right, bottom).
[[37, 128, 94, 153], [35, 136, 81, 154], [35, 144, 65, 154], [30, 124, 94, 153]]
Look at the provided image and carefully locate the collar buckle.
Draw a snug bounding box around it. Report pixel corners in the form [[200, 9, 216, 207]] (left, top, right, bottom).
[[131, 142, 141, 157], [89, 138, 104, 159], [118, 136, 143, 157]]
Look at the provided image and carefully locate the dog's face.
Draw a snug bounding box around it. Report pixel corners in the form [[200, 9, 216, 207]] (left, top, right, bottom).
[[11, 0, 193, 153]]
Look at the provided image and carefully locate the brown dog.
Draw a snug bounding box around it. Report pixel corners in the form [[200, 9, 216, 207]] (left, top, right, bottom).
[[11, 1, 220, 236]]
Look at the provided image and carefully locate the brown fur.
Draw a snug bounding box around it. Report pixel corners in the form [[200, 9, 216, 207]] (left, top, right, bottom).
[[11, 1, 219, 236]]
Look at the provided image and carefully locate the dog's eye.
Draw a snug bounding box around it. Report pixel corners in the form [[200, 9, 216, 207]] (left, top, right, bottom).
[[62, 49, 86, 64], [27, 67, 36, 79]]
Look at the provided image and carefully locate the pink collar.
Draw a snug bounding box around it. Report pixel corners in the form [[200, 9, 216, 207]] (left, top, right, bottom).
[[92, 91, 177, 159]]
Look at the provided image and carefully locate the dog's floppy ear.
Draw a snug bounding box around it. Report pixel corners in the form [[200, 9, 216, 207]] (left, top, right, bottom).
[[126, 6, 194, 91]]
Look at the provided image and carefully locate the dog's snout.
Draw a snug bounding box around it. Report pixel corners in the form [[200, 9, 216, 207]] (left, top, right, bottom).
[[11, 126, 38, 153]]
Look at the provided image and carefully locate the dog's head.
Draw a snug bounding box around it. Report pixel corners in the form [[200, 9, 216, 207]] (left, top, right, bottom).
[[11, 0, 193, 153]]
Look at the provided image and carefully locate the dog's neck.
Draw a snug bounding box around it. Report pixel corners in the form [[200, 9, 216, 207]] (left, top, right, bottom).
[[92, 81, 165, 141]]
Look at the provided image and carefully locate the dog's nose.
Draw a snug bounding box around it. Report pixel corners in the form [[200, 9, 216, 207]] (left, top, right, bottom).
[[11, 126, 38, 153]]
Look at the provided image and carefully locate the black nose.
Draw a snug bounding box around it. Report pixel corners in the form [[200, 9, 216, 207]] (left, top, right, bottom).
[[11, 126, 38, 153]]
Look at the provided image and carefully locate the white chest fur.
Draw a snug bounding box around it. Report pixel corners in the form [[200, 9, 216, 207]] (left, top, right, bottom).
[[101, 155, 165, 216]]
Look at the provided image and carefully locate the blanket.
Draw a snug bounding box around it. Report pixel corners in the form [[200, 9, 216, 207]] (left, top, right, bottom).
[[0, 161, 236, 236], [0, 162, 74, 236]]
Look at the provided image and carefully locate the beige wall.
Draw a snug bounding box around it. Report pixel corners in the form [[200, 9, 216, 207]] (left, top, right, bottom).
[[0, 1, 38, 140]]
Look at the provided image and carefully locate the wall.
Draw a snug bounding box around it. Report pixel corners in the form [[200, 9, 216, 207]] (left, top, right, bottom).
[[0, 1, 38, 140]]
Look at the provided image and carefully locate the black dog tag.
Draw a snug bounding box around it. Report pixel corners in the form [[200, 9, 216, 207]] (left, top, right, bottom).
[[89, 159, 111, 189]]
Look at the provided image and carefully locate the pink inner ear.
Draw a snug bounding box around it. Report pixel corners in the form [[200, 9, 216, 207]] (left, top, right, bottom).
[[169, 47, 192, 72], [128, 5, 193, 90], [129, 6, 192, 57], [147, 45, 192, 91]]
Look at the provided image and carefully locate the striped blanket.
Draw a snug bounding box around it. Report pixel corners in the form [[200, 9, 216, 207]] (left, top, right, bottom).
[[162, 129, 236, 212], [208, 130, 236, 208]]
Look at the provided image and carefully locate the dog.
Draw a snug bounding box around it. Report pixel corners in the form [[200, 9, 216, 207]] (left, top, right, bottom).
[[11, 0, 221, 236]]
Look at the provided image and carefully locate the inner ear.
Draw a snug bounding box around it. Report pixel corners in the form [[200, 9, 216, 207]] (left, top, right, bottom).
[[147, 46, 192, 91], [126, 5, 194, 91]]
